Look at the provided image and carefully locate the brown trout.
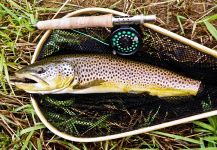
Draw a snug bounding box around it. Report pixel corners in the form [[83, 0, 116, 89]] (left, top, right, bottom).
[[11, 54, 202, 97]]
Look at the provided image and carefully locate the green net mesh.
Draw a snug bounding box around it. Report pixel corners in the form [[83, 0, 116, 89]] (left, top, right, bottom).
[[33, 26, 217, 138]]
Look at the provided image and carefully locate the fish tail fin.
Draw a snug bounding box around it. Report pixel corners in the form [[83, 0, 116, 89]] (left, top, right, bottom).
[[196, 83, 217, 98], [196, 83, 205, 97]]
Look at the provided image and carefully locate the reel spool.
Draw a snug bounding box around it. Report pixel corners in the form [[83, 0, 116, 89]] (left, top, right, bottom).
[[110, 26, 142, 55]]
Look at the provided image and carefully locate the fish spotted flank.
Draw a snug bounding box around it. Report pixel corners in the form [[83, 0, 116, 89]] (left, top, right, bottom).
[[12, 54, 202, 97]]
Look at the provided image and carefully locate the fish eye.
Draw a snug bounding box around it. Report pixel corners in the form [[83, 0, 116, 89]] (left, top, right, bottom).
[[37, 67, 46, 74]]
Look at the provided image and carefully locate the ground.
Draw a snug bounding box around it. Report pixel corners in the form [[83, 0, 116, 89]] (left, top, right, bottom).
[[0, 0, 217, 149]]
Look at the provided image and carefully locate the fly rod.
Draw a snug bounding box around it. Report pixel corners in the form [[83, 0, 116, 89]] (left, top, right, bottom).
[[35, 14, 156, 30]]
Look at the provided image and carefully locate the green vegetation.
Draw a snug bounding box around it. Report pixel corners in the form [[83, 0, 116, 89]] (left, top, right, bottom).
[[0, 0, 217, 149]]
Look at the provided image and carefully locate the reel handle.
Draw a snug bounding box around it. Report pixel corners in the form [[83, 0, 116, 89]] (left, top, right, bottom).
[[36, 14, 156, 30]]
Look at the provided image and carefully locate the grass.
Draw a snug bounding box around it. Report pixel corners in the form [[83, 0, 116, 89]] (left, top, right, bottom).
[[0, 0, 217, 149]]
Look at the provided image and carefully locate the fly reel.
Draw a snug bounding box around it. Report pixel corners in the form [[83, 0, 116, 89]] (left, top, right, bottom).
[[110, 26, 142, 55]]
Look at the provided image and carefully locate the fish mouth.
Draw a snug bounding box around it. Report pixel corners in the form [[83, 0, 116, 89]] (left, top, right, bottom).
[[10, 77, 37, 84], [10, 73, 47, 85]]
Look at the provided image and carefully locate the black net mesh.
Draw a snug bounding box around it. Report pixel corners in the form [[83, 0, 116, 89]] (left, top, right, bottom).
[[141, 28, 217, 84], [33, 26, 217, 138]]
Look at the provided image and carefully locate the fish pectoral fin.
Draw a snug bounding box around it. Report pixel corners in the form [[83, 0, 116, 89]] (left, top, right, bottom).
[[72, 80, 125, 94], [73, 79, 106, 89]]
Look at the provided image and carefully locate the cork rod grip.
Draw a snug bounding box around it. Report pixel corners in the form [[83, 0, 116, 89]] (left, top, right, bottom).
[[36, 14, 113, 30]]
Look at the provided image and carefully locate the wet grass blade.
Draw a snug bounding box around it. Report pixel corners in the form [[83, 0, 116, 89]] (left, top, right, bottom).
[[37, 138, 42, 150], [48, 139, 81, 150], [153, 131, 202, 145], [21, 130, 34, 150], [198, 14, 217, 23], [0, 3, 19, 21], [176, 15, 186, 35], [204, 21, 217, 41], [20, 124, 45, 136], [208, 116, 217, 132], [193, 121, 215, 133]]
